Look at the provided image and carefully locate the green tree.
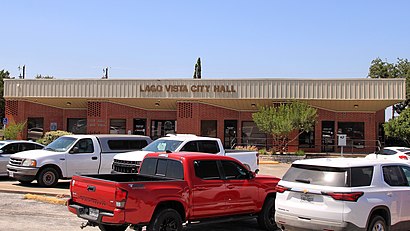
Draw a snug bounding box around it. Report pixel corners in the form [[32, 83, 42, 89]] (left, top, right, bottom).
[[252, 101, 317, 153], [193, 57, 201, 79], [383, 107, 410, 146], [0, 70, 11, 120], [4, 121, 26, 140], [368, 58, 410, 113]]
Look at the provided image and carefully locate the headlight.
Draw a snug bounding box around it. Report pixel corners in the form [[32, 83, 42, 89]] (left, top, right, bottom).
[[22, 159, 37, 167]]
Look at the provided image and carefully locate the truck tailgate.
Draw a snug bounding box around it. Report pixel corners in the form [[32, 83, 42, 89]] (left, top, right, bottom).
[[70, 175, 119, 212]]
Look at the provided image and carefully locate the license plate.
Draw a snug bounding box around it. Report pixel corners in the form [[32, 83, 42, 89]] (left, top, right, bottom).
[[300, 194, 314, 202], [88, 208, 99, 218], [9, 172, 14, 178]]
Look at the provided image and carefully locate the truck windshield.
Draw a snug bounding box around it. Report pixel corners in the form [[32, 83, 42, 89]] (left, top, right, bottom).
[[44, 137, 77, 152], [142, 139, 183, 152]]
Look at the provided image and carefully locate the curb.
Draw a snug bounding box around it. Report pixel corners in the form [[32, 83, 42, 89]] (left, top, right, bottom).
[[24, 193, 68, 205], [259, 160, 280, 164]]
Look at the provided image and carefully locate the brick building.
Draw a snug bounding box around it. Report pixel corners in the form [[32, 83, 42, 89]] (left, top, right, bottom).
[[4, 78, 406, 153]]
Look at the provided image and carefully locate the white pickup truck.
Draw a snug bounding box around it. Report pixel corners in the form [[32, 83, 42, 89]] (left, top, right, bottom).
[[7, 134, 152, 187], [112, 134, 259, 174]]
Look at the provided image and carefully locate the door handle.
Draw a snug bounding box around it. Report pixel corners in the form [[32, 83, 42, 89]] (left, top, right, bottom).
[[196, 187, 207, 191], [91, 157, 98, 160], [227, 185, 235, 189], [387, 192, 393, 197]]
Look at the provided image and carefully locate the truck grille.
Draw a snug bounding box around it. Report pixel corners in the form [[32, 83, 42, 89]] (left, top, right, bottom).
[[112, 159, 141, 173], [9, 157, 24, 166]]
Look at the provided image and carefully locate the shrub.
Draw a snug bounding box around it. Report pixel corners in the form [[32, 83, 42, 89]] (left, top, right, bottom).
[[234, 145, 258, 151], [294, 149, 305, 156], [4, 121, 26, 140], [37, 130, 73, 145], [258, 148, 268, 155]]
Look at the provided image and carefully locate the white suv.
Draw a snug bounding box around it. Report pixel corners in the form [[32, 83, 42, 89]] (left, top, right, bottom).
[[275, 158, 410, 231]]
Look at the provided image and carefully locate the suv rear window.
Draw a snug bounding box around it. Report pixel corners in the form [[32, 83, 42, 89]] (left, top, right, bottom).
[[107, 140, 148, 150], [282, 164, 373, 187]]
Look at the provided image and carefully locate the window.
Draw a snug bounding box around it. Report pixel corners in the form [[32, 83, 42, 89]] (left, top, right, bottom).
[[401, 166, 410, 185], [299, 130, 315, 148], [143, 139, 183, 152], [180, 141, 220, 154], [221, 161, 248, 180], [337, 122, 364, 148], [27, 117, 44, 141], [194, 160, 221, 180], [139, 158, 184, 180], [349, 167, 373, 187], [67, 118, 87, 134], [107, 140, 149, 150], [241, 121, 267, 148], [2, 144, 19, 154], [72, 138, 94, 153], [151, 120, 176, 140], [383, 166, 408, 186], [201, 120, 217, 137], [20, 143, 44, 152], [283, 164, 347, 187], [110, 119, 126, 134]]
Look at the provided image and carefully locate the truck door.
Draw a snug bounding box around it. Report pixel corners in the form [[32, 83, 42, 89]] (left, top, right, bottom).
[[191, 160, 227, 218], [221, 160, 259, 214], [66, 138, 100, 177]]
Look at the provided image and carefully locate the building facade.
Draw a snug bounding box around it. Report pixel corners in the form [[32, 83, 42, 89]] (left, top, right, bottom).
[[4, 78, 406, 153]]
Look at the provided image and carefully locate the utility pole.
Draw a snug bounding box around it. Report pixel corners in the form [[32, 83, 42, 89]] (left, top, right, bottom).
[[103, 67, 109, 79]]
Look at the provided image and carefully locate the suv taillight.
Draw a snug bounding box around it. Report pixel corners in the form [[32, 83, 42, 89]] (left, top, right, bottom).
[[115, 188, 128, 209], [399, 155, 408, 160], [256, 153, 259, 165], [275, 185, 290, 193], [323, 192, 364, 202]]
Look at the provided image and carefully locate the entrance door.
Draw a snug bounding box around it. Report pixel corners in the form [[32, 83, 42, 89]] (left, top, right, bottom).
[[224, 120, 237, 149], [133, 119, 147, 135], [321, 121, 335, 152]]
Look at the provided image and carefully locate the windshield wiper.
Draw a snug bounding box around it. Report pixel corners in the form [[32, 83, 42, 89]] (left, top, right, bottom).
[[295, 178, 311, 184]]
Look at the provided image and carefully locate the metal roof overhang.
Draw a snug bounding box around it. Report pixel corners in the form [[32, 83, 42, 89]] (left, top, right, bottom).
[[4, 78, 406, 112]]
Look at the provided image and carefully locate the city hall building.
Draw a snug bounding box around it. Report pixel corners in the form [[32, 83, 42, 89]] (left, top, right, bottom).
[[4, 78, 406, 153]]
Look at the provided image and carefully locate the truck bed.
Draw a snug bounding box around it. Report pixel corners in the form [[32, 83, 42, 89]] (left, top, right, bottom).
[[78, 173, 175, 182]]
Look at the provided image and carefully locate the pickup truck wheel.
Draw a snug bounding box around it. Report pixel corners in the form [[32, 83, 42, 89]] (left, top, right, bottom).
[[37, 167, 59, 187], [257, 197, 278, 231], [98, 224, 128, 231], [367, 215, 387, 231], [147, 208, 182, 231]]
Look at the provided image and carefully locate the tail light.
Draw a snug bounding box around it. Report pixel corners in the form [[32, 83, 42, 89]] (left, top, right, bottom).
[[323, 192, 363, 202], [256, 153, 259, 165], [275, 185, 290, 193], [399, 155, 408, 160], [115, 188, 128, 209]]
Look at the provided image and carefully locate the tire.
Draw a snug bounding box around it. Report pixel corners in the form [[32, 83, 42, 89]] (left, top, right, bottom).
[[37, 167, 59, 187], [147, 208, 182, 231], [18, 180, 33, 185], [367, 215, 387, 231], [98, 224, 128, 231], [257, 197, 278, 231]]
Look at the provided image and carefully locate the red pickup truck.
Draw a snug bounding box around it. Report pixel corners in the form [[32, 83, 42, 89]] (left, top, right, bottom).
[[68, 152, 280, 231]]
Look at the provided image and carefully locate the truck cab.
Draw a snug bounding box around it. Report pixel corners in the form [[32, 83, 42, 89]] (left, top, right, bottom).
[[7, 135, 152, 187], [112, 134, 259, 174]]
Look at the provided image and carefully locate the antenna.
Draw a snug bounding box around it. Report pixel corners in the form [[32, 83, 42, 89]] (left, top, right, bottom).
[[18, 65, 26, 79]]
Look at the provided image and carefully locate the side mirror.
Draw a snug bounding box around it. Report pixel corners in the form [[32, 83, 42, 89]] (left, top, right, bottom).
[[69, 147, 79, 154], [248, 171, 256, 179]]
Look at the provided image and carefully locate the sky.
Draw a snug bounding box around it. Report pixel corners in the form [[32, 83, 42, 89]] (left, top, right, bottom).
[[1, 1, 409, 118]]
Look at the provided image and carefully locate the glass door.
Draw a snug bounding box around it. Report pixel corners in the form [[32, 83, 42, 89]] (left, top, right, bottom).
[[224, 120, 237, 149]]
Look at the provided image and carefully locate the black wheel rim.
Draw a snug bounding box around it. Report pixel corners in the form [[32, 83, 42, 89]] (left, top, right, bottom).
[[43, 171, 56, 186], [159, 217, 178, 231]]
